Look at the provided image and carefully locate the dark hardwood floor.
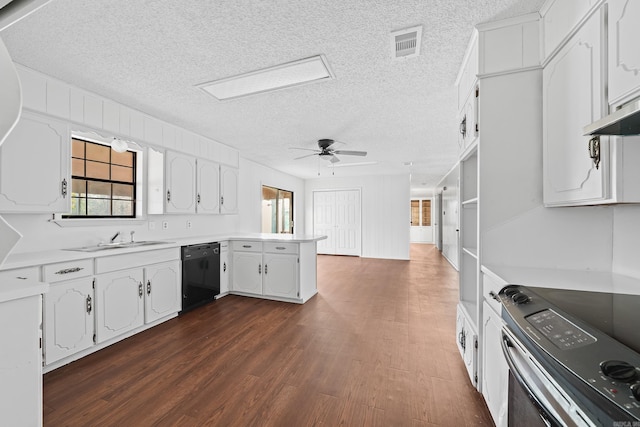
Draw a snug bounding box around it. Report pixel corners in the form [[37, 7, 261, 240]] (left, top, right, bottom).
[[43, 244, 492, 426]]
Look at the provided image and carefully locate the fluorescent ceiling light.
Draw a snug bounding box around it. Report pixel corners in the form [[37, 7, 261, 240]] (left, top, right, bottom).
[[329, 161, 378, 168], [197, 55, 335, 101]]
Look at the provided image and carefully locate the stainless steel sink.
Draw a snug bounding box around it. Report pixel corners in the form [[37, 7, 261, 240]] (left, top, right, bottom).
[[64, 241, 171, 252]]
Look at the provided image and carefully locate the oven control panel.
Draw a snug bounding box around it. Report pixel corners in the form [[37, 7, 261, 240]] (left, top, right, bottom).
[[500, 285, 640, 422]]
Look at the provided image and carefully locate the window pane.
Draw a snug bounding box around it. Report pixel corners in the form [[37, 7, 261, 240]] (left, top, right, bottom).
[[422, 200, 431, 226], [71, 139, 85, 158], [71, 179, 87, 197], [111, 165, 133, 182], [87, 181, 111, 199], [87, 198, 111, 216], [72, 158, 85, 176], [113, 183, 133, 200], [70, 197, 86, 215], [85, 143, 110, 162], [111, 150, 133, 167], [112, 200, 133, 216], [86, 161, 110, 179], [411, 200, 419, 226]]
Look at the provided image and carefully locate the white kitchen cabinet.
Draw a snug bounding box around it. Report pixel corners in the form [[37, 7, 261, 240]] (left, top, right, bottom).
[[231, 251, 263, 295], [0, 111, 70, 213], [482, 301, 509, 427], [43, 277, 94, 365], [165, 150, 197, 213], [458, 87, 479, 152], [608, 0, 640, 104], [263, 252, 298, 299], [0, 288, 44, 427], [197, 158, 221, 214], [220, 164, 239, 214], [456, 303, 478, 388], [220, 241, 230, 295], [144, 260, 181, 323], [95, 268, 144, 343]]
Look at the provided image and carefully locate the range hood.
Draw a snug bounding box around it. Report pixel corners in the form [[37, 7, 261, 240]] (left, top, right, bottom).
[[584, 99, 640, 136]]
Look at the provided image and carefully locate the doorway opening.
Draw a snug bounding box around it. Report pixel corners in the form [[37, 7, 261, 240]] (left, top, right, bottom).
[[261, 185, 293, 233]]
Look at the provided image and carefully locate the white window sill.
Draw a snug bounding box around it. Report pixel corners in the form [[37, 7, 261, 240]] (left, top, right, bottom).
[[50, 217, 147, 228]]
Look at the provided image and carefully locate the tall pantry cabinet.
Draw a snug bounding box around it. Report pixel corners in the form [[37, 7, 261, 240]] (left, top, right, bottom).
[[454, 12, 542, 401]]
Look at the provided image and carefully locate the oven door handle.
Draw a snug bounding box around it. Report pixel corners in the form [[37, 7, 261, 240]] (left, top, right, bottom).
[[501, 330, 575, 427]]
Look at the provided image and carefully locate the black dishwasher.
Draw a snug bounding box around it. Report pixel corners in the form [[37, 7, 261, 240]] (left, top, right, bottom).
[[180, 242, 220, 314]]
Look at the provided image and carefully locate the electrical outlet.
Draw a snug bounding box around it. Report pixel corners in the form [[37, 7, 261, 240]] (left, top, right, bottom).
[[148, 221, 156, 230], [186, 220, 192, 229], [162, 221, 168, 230]]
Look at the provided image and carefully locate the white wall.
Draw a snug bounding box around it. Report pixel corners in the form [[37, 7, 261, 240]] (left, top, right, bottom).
[[237, 157, 305, 234], [304, 174, 410, 260]]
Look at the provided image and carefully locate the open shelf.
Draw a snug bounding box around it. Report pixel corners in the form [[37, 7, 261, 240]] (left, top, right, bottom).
[[462, 247, 478, 259], [462, 197, 478, 206]]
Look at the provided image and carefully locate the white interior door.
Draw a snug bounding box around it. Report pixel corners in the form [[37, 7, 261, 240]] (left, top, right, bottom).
[[313, 190, 361, 256]]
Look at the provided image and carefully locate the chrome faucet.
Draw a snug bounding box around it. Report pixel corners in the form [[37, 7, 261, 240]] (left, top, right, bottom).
[[110, 231, 121, 243]]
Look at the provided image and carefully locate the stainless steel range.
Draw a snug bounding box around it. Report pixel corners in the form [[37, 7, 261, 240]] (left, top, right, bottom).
[[499, 285, 640, 426]]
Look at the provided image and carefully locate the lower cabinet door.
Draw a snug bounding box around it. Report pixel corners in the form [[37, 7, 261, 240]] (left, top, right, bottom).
[[144, 261, 181, 323], [482, 302, 509, 427], [263, 253, 298, 298], [95, 268, 144, 343], [44, 277, 95, 364], [220, 248, 229, 294], [231, 252, 263, 294]]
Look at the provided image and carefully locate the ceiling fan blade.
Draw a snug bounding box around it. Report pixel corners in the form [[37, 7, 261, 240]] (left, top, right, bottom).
[[294, 153, 319, 160], [333, 150, 367, 156], [289, 147, 320, 152]]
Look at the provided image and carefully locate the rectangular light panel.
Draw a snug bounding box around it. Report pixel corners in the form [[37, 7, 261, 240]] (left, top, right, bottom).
[[198, 55, 334, 101]]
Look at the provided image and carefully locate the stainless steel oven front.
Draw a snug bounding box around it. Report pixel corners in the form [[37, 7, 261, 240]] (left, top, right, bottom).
[[499, 285, 640, 426]]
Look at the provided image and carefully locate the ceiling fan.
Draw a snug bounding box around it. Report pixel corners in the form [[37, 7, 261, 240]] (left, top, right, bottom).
[[291, 139, 367, 163]]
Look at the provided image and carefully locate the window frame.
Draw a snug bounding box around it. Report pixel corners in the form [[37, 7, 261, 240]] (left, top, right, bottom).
[[53, 131, 146, 226], [261, 185, 294, 234]]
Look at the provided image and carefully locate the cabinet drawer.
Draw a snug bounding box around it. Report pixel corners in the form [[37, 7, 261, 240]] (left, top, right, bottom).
[[95, 247, 180, 274], [220, 241, 229, 250], [43, 259, 94, 283], [263, 242, 298, 255], [482, 272, 506, 314], [231, 241, 263, 252], [0, 266, 40, 282]]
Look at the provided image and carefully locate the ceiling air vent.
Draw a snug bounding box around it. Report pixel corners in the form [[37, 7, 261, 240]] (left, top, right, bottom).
[[390, 25, 422, 60]]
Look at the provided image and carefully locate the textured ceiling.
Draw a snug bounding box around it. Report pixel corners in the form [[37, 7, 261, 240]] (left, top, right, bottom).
[[1, 0, 545, 189]]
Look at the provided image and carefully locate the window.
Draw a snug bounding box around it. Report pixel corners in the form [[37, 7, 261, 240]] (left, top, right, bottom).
[[65, 138, 137, 218], [261, 185, 293, 233], [411, 199, 431, 227]]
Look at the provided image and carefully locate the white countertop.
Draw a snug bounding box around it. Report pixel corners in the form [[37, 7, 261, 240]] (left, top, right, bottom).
[[0, 233, 327, 271], [482, 264, 640, 295], [0, 278, 49, 303]]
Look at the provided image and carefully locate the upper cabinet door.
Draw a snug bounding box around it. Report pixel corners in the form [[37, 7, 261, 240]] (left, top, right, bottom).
[[165, 151, 196, 213], [220, 165, 238, 214], [543, 8, 606, 206], [608, 0, 640, 105], [196, 158, 220, 214], [0, 111, 70, 213]]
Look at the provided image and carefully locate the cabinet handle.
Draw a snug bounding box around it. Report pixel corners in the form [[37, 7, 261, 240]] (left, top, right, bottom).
[[197, 193, 201, 204], [138, 282, 143, 298], [147, 280, 151, 295], [221, 195, 224, 205], [258, 264, 261, 274], [55, 267, 83, 275], [167, 189, 171, 202], [61, 178, 68, 197], [86, 295, 92, 314], [275, 246, 286, 250], [488, 291, 499, 301], [223, 262, 226, 272], [459, 115, 467, 138], [265, 264, 268, 274], [588, 136, 601, 170], [243, 245, 252, 248]]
